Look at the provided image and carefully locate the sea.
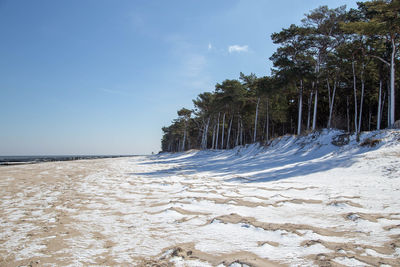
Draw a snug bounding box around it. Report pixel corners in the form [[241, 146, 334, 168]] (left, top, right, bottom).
[[0, 155, 134, 166]]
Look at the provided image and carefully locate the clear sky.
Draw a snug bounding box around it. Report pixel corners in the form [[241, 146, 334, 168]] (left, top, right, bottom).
[[0, 0, 359, 155]]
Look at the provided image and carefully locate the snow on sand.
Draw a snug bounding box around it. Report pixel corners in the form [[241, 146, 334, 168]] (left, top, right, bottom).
[[0, 129, 400, 266]]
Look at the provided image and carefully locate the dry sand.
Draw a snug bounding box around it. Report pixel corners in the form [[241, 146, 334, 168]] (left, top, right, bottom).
[[0, 151, 399, 266]]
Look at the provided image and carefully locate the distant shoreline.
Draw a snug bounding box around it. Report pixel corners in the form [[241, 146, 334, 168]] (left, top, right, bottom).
[[0, 155, 137, 166]]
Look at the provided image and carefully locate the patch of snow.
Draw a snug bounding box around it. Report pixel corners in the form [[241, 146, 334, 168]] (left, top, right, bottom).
[[332, 256, 369, 266], [1, 129, 400, 265]]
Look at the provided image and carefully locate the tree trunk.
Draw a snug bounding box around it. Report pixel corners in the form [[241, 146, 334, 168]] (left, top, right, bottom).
[[240, 119, 243, 146], [327, 79, 337, 129], [327, 79, 331, 127], [205, 117, 210, 149], [201, 117, 210, 149], [297, 81, 303, 135], [215, 112, 220, 149], [352, 60, 358, 134], [346, 96, 350, 133], [254, 97, 260, 142], [221, 112, 226, 148], [312, 89, 318, 131], [266, 98, 269, 143], [381, 90, 386, 128], [387, 82, 390, 128], [307, 90, 313, 131], [181, 122, 187, 151], [377, 80, 382, 130], [226, 115, 233, 149], [358, 63, 365, 134], [201, 125, 205, 149], [390, 38, 395, 126], [211, 122, 216, 149], [201, 122, 205, 149], [235, 116, 240, 147]]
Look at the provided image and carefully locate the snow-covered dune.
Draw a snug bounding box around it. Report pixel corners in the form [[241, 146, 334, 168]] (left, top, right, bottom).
[[1, 129, 399, 266]]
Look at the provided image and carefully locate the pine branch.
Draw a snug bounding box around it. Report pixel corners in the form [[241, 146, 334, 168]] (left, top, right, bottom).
[[369, 54, 390, 66]]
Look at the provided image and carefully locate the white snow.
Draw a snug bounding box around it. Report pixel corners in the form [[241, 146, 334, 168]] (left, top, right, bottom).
[[1, 129, 400, 266]]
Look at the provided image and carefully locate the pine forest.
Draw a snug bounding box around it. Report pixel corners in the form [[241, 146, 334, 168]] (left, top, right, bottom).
[[161, 0, 400, 152]]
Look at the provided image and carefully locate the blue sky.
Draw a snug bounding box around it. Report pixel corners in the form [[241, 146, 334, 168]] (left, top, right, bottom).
[[0, 0, 359, 155]]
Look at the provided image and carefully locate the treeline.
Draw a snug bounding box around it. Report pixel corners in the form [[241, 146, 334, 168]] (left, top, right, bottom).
[[161, 1, 399, 152]]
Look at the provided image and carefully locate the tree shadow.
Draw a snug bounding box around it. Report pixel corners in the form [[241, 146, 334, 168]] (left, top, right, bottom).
[[129, 137, 382, 183]]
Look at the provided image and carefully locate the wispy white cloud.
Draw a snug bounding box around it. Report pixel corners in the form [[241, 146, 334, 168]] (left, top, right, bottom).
[[184, 54, 206, 78], [228, 44, 248, 53], [163, 34, 212, 92]]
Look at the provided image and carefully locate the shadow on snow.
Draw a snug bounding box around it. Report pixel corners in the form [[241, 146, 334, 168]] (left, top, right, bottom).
[[130, 130, 390, 183]]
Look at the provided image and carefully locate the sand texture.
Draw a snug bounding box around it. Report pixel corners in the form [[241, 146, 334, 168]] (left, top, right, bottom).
[[1, 130, 400, 266]]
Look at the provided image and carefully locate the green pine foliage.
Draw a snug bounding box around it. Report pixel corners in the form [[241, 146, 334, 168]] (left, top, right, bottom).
[[161, 1, 400, 152]]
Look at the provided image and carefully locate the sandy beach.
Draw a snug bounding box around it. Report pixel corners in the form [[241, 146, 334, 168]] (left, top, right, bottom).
[[1, 131, 400, 266]]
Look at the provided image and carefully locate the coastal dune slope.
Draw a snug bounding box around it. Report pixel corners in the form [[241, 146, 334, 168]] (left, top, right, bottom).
[[1, 129, 400, 266]]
